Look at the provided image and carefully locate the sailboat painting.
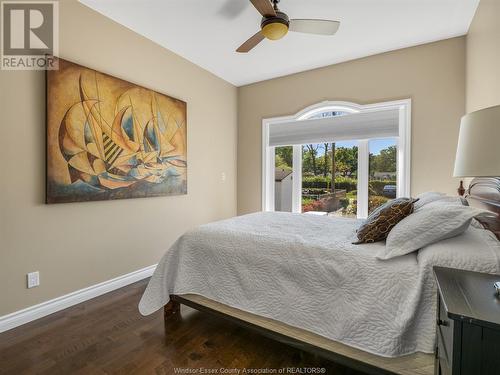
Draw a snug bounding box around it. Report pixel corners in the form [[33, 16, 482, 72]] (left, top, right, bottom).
[[46, 58, 187, 203]]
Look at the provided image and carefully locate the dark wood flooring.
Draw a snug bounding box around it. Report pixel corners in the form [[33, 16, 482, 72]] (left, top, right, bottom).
[[0, 279, 364, 375]]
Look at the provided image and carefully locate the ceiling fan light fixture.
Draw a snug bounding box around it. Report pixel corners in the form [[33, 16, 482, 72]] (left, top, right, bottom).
[[236, 0, 340, 53], [261, 21, 288, 40]]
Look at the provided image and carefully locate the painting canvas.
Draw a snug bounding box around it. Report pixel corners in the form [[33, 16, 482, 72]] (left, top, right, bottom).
[[46, 57, 187, 203]]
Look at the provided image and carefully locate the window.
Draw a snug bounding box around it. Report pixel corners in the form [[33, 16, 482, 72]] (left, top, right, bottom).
[[274, 146, 293, 212], [302, 141, 359, 217], [369, 139, 397, 214], [263, 100, 411, 219]]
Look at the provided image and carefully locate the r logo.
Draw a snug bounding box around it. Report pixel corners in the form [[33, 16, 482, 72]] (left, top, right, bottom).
[[10, 7, 49, 49], [1, 1, 58, 70]]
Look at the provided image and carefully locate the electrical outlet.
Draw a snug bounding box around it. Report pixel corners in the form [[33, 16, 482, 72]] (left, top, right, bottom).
[[221, 172, 226, 182], [27, 271, 40, 289]]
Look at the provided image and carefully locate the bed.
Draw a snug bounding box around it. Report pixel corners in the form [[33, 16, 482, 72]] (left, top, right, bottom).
[[139, 178, 500, 375]]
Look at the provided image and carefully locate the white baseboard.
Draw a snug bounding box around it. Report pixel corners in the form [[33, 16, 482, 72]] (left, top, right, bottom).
[[0, 264, 157, 333]]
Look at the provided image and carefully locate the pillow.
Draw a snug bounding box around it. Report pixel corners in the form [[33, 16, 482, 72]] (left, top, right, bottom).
[[470, 217, 486, 229], [353, 197, 418, 244], [416, 223, 500, 275], [378, 205, 488, 259], [413, 192, 446, 210], [414, 192, 468, 210], [419, 197, 467, 210]]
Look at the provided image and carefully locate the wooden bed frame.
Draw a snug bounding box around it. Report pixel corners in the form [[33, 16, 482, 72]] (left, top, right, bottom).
[[163, 178, 500, 375]]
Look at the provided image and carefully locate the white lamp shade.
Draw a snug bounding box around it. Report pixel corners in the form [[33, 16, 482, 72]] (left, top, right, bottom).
[[454, 105, 500, 177]]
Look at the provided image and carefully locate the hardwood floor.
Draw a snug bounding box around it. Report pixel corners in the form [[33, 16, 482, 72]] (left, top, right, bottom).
[[0, 279, 364, 375]]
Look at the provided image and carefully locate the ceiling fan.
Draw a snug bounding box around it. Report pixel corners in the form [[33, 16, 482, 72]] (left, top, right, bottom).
[[236, 0, 340, 53]]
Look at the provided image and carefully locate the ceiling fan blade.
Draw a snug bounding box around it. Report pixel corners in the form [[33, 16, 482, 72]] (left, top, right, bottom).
[[289, 19, 340, 35], [249, 0, 276, 17], [236, 31, 265, 53]]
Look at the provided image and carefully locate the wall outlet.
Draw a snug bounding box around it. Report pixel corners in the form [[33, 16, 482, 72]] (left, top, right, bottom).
[[221, 172, 226, 183], [27, 271, 40, 289]]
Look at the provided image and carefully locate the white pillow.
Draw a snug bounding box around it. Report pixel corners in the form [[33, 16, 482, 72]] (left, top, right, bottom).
[[414, 192, 467, 211], [419, 197, 467, 210], [377, 205, 488, 260], [413, 192, 446, 210], [470, 217, 486, 229], [416, 224, 500, 275]]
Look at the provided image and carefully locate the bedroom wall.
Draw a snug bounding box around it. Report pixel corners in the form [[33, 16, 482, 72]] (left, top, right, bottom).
[[466, 0, 500, 112], [0, 0, 237, 316], [237, 37, 466, 214]]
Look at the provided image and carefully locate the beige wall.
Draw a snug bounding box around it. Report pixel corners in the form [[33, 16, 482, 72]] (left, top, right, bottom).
[[0, 0, 237, 316], [237, 37, 466, 214], [466, 0, 500, 112]]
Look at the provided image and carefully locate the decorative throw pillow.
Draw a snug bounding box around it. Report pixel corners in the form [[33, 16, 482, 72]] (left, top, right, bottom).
[[378, 205, 489, 260], [353, 197, 418, 244]]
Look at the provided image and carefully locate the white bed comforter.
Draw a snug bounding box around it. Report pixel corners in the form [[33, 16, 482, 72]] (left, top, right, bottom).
[[139, 212, 500, 357]]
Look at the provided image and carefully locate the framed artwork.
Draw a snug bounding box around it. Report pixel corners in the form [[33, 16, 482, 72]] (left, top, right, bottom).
[[46, 57, 187, 203]]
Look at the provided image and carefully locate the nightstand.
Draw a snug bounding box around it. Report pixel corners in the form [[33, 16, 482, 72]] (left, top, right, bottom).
[[433, 267, 500, 375]]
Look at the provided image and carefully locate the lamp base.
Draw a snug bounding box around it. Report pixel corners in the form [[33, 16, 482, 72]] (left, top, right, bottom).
[[457, 180, 466, 196]]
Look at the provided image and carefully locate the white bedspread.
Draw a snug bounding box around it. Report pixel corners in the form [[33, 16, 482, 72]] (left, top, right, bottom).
[[139, 212, 500, 357]]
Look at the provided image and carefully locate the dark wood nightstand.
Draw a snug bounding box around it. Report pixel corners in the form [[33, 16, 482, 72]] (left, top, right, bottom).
[[433, 267, 500, 375]]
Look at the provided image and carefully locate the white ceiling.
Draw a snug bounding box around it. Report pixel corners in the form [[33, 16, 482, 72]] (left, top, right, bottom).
[[79, 0, 480, 87]]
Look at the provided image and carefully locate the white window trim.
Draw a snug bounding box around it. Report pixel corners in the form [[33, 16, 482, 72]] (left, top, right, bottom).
[[357, 140, 370, 218], [262, 99, 412, 218]]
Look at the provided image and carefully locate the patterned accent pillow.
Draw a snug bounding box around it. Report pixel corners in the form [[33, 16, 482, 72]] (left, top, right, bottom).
[[353, 197, 419, 244]]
